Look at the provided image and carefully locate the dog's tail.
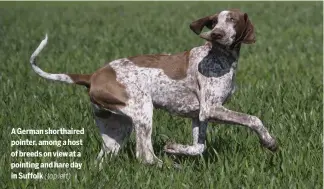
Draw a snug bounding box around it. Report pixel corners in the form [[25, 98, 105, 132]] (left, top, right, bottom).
[[29, 34, 91, 88]]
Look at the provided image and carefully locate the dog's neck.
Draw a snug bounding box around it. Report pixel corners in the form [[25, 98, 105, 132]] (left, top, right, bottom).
[[197, 42, 240, 78], [205, 41, 241, 60]]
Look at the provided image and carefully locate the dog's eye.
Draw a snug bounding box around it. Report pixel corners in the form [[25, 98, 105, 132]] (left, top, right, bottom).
[[212, 20, 217, 27], [230, 18, 235, 22]]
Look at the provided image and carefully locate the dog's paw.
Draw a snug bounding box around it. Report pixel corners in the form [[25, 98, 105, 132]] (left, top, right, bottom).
[[164, 143, 179, 154]]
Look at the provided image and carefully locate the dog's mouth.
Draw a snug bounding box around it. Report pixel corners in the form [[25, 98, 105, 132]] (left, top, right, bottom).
[[200, 31, 234, 47], [199, 31, 212, 41]]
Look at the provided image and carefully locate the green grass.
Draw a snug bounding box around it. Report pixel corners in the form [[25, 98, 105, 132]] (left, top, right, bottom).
[[0, 1, 322, 188]]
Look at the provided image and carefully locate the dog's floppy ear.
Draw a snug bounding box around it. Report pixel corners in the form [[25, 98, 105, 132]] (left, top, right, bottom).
[[242, 13, 256, 44], [189, 14, 218, 35]]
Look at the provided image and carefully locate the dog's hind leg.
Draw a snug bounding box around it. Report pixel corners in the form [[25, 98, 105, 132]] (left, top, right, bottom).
[[116, 94, 162, 165], [164, 118, 208, 155], [132, 101, 162, 165], [94, 112, 133, 161]]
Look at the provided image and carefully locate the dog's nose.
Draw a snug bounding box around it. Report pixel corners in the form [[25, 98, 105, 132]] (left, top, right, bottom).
[[211, 30, 225, 39]]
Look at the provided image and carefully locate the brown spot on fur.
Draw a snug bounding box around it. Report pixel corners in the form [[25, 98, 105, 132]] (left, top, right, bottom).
[[128, 51, 190, 80], [228, 9, 256, 45], [68, 74, 92, 88], [190, 14, 218, 35], [89, 65, 129, 110], [189, 9, 255, 47]]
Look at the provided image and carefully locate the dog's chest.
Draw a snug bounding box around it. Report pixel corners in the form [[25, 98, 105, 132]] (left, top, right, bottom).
[[192, 45, 238, 104], [197, 46, 237, 77]]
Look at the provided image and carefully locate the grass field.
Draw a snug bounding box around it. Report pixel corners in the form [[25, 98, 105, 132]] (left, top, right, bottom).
[[0, 1, 322, 189]]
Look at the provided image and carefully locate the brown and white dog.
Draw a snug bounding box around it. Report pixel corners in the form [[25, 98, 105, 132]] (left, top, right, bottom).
[[29, 9, 278, 165]]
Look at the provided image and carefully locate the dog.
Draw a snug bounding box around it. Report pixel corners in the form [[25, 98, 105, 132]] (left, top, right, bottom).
[[29, 9, 278, 165]]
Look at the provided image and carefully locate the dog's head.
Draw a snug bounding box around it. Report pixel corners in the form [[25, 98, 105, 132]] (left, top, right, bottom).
[[190, 9, 255, 47]]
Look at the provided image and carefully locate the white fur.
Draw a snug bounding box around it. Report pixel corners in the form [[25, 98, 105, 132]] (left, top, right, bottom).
[[94, 42, 277, 164], [29, 34, 74, 83], [29, 13, 277, 165], [213, 11, 236, 46]]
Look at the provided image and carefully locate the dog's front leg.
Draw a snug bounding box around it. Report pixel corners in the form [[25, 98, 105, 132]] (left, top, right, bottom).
[[164, 118, 208, 155], [202, 106, 278, 151]]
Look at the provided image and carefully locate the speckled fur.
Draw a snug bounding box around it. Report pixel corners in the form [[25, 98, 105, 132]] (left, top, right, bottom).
[[92, 40, 277, 164], [29, 10, 277, 165]]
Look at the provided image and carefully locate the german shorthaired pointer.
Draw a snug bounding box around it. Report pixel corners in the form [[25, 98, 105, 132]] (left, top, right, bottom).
[[29, 9, 278, 165]]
